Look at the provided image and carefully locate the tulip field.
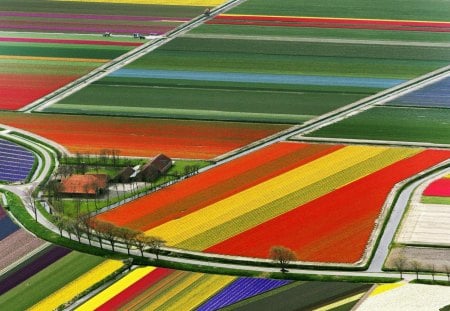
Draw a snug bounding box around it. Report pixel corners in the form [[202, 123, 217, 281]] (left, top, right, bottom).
[[0, 0, 216, 34], [0, 111, 287, 159], [1, 0, 450, 308], [0, 251, 124, 311], [77, 266, 369, 311], [45, 0, 450, 123], [0, 32, 140, 110], [422, 175, 450, 205], [97, 142, 450, 263]]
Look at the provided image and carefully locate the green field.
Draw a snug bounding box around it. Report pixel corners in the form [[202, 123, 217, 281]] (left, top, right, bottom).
[[421, 196, 450, 205], [47, 36, 449, 123], [308, 106, 450, 144], [0, 41, 132, 60], [191, 24, 450, 43], [228, 0, 450, 21], [227, 281, 370, 311], [0, 252, 104, 311]]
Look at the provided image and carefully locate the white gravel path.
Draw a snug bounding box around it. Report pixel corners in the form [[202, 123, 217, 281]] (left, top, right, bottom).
[[357, 283, 450, 311]]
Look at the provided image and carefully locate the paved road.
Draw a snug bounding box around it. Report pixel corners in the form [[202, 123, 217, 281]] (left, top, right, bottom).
[[368, 162, 450, 272]]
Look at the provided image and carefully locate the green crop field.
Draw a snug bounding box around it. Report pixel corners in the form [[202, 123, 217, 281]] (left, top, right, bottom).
[[307, 106, 450, 144], [421, 196, 450, 205], [191, 24, 450, 43], [229, 0, 450, 21], [0, 252, 104, 311], [47, 35, 449, 123], [227, 281, 370, 311]]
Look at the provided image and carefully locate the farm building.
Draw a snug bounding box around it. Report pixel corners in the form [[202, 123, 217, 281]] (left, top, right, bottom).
[[113, 166, 135, 183], [60, 174, 108, 196], [136, 154, 173, 182]]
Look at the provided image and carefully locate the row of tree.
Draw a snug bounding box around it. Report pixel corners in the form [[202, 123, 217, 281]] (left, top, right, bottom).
[[393, 255, 450, 281], [53, 213, 165, 259]]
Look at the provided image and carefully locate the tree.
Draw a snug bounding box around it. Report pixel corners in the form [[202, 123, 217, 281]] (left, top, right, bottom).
[[410, 260, 422, 280], [147, 236, 165, 260], [53, 214, 65, 237], [95, 221, 119, 252], [116, 227, 138, 255], [132, 233, 152, 257], [429, 264, 436, 282], [444, 265, 450, 282], [78, 213, 94, 246], [392, 255, 407, 279], [24, 187, 37, 221], [269, 246, 297, 273]]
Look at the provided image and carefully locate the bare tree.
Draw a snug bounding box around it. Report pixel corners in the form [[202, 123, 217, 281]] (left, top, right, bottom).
[[393, 255, 407, 279], [53, 214, 65, 237], [269, 246, 297, 273], [429, 264, 436, 281], [410, 260, 422, 280], [95, 221, 119, 252], [132, 233, 152, 257], [147, 236, 166, 260], [116, 227, 138, 255], [78, 213, 94, 246], [24, 187, 37, 221], [444, 265, 450, 282]]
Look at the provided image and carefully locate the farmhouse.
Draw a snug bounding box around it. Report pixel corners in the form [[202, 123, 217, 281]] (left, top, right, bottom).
[[60, 174, 109, 196], [136, 154, 173, 182]]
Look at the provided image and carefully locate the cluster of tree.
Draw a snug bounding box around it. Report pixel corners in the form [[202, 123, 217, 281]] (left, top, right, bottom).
[[53, 214, 165, 259], [392, 254, 450, 281]]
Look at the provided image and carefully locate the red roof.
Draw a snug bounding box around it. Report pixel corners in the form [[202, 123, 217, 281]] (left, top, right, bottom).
[[60, 174, 108, 195]]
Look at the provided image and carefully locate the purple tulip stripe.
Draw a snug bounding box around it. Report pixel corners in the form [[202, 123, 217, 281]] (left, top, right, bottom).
[[0, 246, 71, 295], [196, 277, 291, 311]]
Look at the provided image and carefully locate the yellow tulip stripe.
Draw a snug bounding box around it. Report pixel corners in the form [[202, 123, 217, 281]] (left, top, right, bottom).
[[29, 260, 124, 311], [53, 0, 225, 6], [146, 146, 420, 250], [370, 282, 405, 296], [117, 270, 235, 311], [76, 267, 155, 311], [155, 274, 236, 311], [314, 292, 365, 311]]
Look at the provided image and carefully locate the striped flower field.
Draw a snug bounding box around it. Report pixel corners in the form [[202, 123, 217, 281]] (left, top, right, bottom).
[[77, 266, 291, 311], [97, 142, 450, 263]]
